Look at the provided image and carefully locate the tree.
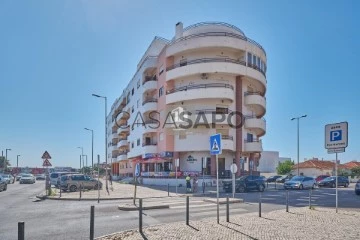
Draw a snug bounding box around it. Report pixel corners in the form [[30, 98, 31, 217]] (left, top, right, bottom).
[[351, 167, 360, 178], [277, 160, 294, 175], [0, 157, 11, 169]]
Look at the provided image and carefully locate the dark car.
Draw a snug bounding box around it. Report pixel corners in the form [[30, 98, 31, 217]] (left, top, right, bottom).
[[276, 175, 293, 183], [315, 175, 330, 183], [266, 175, 282, 183], [318, 176, 349, 188], [0, 176, 8, 192], [223, 175, 265, 193], [355, 180, 360, 195]]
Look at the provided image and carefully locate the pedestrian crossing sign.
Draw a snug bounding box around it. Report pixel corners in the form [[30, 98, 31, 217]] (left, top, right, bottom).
[[210, 134, 222, 155]]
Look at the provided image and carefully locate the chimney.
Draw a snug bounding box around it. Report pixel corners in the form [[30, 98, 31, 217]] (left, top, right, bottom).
[[175, 22, 183, 40]]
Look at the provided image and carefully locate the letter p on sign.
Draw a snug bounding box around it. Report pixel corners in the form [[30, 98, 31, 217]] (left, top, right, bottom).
[[330, 130, 342, 142]]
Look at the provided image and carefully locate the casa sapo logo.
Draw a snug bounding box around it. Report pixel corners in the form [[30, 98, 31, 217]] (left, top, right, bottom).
[[113, 110, 245, 130]]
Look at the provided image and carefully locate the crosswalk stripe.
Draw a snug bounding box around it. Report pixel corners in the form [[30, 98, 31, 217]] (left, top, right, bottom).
[[171, 203, 216, 209]]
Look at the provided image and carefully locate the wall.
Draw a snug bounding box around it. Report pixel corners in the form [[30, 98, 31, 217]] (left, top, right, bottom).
[[257, 151, 280, 173]]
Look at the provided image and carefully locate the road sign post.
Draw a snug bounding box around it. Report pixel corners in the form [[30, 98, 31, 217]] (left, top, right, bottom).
[[175, 158, 179, 194], [134, 163, 140, 205], [230, 163, 238, 199], [41, 151, 52, 196], [325, 122, 348, 214], [202, 157, 206, 194], [210, 133, 222, 224]]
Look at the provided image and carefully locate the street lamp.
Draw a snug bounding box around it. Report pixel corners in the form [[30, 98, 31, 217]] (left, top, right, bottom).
[[77, 147, 84, 173], [5, 148, 11, 171], [17, 155, 20, 168], [84, 128, 94, 174], [92, 93, 108, 191], [291, 115, 307, 176]]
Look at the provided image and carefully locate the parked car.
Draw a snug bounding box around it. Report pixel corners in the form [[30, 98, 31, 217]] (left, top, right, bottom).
[[1, 174, 15, 184], [283, 176, 316, 190], [317, 176, 349, 188], [315, 175, 330, 183], [50, 172, 70, 187], [276, 175, 293, 183], [60, 174, 102, 192], [355, 180, 360, 195], [266, 175, 282, 183], [119, 177, 135, 184], [223, 175, 266, 193], [35, 174, 46, 180], [19, 174, 36, 184], [16, 173, 26, 181], [0, 176, 8, 191]]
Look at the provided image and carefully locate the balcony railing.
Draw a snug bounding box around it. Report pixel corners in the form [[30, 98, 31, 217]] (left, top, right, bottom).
[[119, 151, 128, 156], [221, 135, 233, 141], [244, 91, 265, 97], [166, 57, 246, 71], [195, 109, 233, 114], [166, 83, 234, 95], [144, 119, 159, 124], [142, 98, 158, 105], [168, 30, 266, 56], [142, 142, 157, 147], [143, 76, 157, 85], [244, 115, 266, 121], [119, 137, 128, 141]]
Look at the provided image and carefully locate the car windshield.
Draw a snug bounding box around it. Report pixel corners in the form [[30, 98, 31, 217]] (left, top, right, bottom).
[[22, 174, 32, 177], [290, 176, 304, 181], [236, 176, 248, 181]]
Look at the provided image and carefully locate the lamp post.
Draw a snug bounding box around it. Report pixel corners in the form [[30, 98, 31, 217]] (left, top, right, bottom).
[[77, 147, 84, 173], [84, 128, 94, 175], [17, 155, 20, 168], [92, 93, 108, 191], [291, 115, 307, 176], [5, 148, 11, 171]]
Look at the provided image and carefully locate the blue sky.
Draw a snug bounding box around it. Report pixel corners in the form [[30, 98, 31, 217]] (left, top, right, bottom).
[[0, 0, 359, 168]]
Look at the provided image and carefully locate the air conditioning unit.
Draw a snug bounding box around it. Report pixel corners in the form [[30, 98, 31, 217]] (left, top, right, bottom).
[[201, 73, 208, 79]]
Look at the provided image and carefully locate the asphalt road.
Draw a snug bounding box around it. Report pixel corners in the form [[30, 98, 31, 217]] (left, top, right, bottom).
[[0, 181, 359, 240]]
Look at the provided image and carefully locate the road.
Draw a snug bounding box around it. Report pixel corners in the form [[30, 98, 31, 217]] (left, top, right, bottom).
[[0, 181, 359, 240]]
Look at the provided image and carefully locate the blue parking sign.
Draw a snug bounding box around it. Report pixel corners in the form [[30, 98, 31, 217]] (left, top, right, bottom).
[[210, 134, 222, 155]]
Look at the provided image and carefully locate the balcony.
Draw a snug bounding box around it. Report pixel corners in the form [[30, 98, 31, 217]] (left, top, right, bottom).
[[111, 132, 119, 140], [244, 140, 263, 153], [109, 144, 118, 152], [143, 120, 158, 133], [244, 92, 266, 117], [117, 151, 128, 161], [166, 82, 234, 104], [244, 116, 266, 137], [117, 125, 130, 134], [221, 135, 235, 151], [117, 139, 129, 148], [143, 76, 157, 91], [142, 143, 157, 154], [142, 98, 158, 113]]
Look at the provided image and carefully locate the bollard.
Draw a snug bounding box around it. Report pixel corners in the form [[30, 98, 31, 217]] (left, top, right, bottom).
[[226, 197, 229, 222], [168, 184, 170, 197], [267, 182, 268, 188], [139, 199, 143, 233], [309, 189, 312, 209], [286, 190, 289, 212], [90, 206, 94, 240], [59, 186, 62, 198], [18, 222, 25, 240], [79, 184, 82, 200], [259, 192, 262, 217], [186, 196, 189, 225]]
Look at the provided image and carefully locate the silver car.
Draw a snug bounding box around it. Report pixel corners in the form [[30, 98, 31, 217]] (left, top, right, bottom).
[[284, 176, 316, 190], [1, 174, 15, 184], [19, 174, 36, 184]]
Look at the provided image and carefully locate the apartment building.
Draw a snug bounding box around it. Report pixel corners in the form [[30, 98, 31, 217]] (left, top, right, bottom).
[[107, 22, 267, 181]]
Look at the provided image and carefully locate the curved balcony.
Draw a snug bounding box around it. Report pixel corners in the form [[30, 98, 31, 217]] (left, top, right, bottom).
[[166, 82, 234, 104], [244, 140, 263, 153], [143, 120, 159, 133], [117, 151, 128, 161], [142, 98, 158, 113], [115, 111, 130, 123], [244, 92, 266, 117], [117, 125, 130, 134], [111, 132, 119, 141], [109, 144, 118, 152], [221, 135, 235, 151], [143, 76, 157, 91], [142, 143, 157, 154], [117, 139, 129, 148], [244, 116, 266, 137], [166, 58, 266, 88]]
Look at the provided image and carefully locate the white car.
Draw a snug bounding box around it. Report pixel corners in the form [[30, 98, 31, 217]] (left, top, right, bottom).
[[19, 174, 36, 184], [283, 176, 316, 190]]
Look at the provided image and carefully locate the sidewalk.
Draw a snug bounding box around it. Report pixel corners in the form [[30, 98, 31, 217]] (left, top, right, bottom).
[[98, 207, 360, 240]]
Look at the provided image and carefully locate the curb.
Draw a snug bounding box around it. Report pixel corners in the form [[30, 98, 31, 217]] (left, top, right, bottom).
[[118, 204, 170, 211], [36, 195, 183, 201]]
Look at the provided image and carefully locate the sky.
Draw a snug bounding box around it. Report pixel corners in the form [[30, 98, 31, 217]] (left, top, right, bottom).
[[0, 0, 359, 168]]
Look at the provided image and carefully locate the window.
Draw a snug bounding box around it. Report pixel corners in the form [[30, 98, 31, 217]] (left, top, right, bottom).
[[159, 132, 164, 141], [137, 99, 140, 108], [252, 55, 256, 67], [137, 138, 140, 146], [159, 86, 164, 97], [131, 106, 134, 113], [247, 52, 252, 66], [132, 88, 134, 96], [131, 142, 134, 148], [127, 92, 131, 104], [137, 80, 140, 89], [257, 57, 260, 69]]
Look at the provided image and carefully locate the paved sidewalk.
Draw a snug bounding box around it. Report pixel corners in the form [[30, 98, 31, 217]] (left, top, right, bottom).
[[98, 207, 360, 240]]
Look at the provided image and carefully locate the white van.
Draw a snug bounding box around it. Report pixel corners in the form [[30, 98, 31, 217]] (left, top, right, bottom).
[[50, 172, 72, 187]]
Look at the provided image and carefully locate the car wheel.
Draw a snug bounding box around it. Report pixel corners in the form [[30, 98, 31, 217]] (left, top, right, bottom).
[[332, 183, 336, 188], [299, 184, 303, 190], [69, 185, 77, 192], [258, 185, 265, 192], [237, 186, 246, 193], [4, 185, 7, 191]]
